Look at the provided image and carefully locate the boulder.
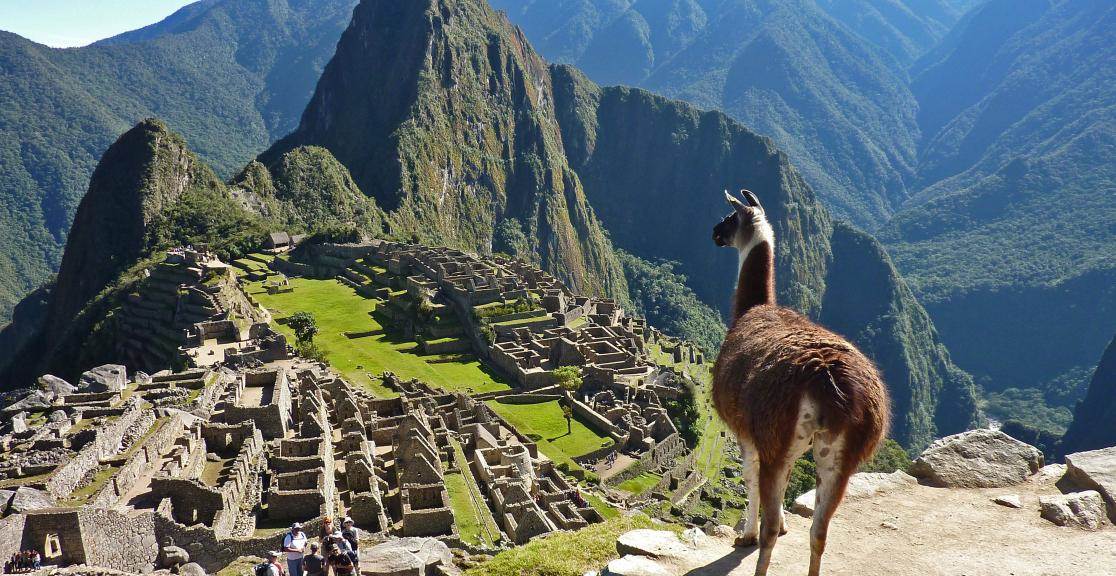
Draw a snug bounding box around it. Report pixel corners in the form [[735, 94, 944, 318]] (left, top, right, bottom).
[[160, 537, 190, 568], [48, 410, 69, 423], [603, 555, 672, 576], [793, 470, 917, 517], [78, 364, 127, 392], [4, 390, 53, 413], [11, 413, 27, 434], [7, 487, 56, 514], [37, 374, 75, 397], [0, 489, 14, 514], [178, 562, 206, 576], [1039, 491, 1108, 530], [361, 537, 457, 576], [993, 494, 1022, 509], [1064, 446, 1116, 522], [909, 429, 1043, 488], [616, 530, 691, 559]]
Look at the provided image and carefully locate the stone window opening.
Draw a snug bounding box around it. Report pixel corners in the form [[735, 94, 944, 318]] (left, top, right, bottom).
[[43, 533, 62, 559]]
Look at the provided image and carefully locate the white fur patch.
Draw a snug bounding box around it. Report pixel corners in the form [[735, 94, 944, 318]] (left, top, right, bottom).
[[735, 213, 775, 273]]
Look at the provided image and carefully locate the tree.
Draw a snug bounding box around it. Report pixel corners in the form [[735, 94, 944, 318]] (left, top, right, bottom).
[[288, 311, 319, 344], [553, 366, 583, 395], [562, 403, 574, 435]]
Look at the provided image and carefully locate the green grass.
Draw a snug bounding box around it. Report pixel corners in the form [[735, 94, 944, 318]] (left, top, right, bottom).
[[447, 438, 501, 546], [245, 277, 511, 396], [617, 472, 661, 495], [60, 465, 119, 505], [485, 400, 613, 469], [583, 492, 619, 520], [465, 514, 672, 576], [491, 314, 552, 327]]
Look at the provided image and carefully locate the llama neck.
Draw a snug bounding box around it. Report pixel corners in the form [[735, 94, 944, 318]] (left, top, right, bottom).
[[733, 240, 775, 320]]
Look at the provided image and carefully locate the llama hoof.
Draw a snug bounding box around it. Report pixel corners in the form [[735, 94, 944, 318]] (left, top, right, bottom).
[[780, 525, 789, 536], [734, 535, 758, 548]]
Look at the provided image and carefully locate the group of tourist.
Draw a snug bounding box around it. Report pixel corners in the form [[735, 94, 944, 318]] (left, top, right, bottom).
[[260, 517, 361, 576], [3, 550, 40, 573]]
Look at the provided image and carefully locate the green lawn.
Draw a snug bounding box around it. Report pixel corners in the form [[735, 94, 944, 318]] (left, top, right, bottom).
[[446, 438, 501, 547], [465, 514, 670, 576], [485, 400, 613, 469], [583, 492, 619, 520], [245, 277, 511, 397], [617, 472, 661, 495]]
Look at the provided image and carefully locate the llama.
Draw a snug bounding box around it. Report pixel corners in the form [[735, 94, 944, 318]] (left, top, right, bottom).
[[711, 190, 889, 576]]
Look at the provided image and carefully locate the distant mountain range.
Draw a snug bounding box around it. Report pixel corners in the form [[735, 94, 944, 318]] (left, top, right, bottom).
[[0, 0, 981, 451], [491, 0, 1116, 433]]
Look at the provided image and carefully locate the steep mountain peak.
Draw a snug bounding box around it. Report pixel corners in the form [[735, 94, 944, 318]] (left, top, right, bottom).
[[48, 118, 220, 331], [270, 0, 627, 298]]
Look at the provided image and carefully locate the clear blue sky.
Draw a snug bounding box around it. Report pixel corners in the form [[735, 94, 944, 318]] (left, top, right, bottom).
[[0, 0, 196, 47]]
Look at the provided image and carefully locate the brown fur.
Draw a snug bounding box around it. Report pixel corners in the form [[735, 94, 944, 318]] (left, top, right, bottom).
[[712, 190, 890, 576]]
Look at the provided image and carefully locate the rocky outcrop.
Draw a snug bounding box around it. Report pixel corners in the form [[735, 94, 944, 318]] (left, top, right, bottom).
[[1064, 447, 1116, 522], [910, 429, 1044, 488], [793, 470, 917, 517], [361, 537, 459, 576], [1062, 334, 1116, 455], [6, 487, 56, 515], [1039, 491, 1109, 530], [78, 365, 127, 393]]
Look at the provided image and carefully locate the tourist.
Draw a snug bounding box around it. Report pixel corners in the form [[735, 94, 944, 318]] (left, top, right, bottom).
[[340, 517, 359, 558], [327, 547, 355, 576], [257, 551, 284, 576], [282, 522, 307, 576], [28, 551, 38, 571], [302, 543, 325, 576], [318, 516, 335, 544]]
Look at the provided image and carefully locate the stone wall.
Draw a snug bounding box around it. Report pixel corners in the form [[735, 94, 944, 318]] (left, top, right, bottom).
[[46, 400, 143, 498], [152, 508, 326, 573], [78, 509, 158, 573], [89, 414, 187, 508], [0, 514, 25, 561]]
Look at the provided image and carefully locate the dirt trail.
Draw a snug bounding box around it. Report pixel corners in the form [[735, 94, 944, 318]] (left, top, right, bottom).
[[643, 473, 1116, 575]]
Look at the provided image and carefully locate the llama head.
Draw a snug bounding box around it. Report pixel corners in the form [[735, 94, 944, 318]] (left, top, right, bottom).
[[713, 189, 772, 254]]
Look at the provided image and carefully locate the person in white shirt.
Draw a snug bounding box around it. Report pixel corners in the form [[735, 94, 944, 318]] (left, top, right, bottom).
[[282, 522, 308, 576]]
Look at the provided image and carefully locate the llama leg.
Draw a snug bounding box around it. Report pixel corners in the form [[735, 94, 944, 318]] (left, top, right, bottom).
[[808, 434, 852, 576], [754, 459, 792, 576], [735, 438, 761, 547]]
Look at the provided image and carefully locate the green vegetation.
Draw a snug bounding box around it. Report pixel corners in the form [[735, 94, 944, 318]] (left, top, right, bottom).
[[583, 492, 619, 520], [983, 389, 1073, 435], [446, 439, 501, 547], [860, 439, 912, 474], [472, 297, 540, 320], [465, 514, 671, 576], [287, 311, 319, 344], [616, 472, 661, 495], [485, 399, 612, 469], [618, 251, 725, 355], [248, 277, 510, 397]]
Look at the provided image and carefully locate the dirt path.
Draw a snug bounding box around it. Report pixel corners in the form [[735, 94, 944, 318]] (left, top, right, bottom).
[[638, 473, 1116, 575]]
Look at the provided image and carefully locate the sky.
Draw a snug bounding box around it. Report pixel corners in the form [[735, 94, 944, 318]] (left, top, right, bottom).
[[0, 0, 196, 47]]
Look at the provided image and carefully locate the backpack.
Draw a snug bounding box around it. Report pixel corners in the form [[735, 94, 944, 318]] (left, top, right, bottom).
[[254, 562, 271, 576]]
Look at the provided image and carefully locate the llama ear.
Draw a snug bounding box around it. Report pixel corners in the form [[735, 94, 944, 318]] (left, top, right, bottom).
[[724, 190, 749, 214], [740, 189, 764, 213]]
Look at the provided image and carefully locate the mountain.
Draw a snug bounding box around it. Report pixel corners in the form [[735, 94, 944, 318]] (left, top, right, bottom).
[[548, 70, 978, 448], [1060, 334, 1116, 455], [0, 0, 978, 450], [816, 0, 977, 65], [490, 0, 923, 227], [263, 0, 629, 300], [0, 119, 272, 383], [0, 0, 358, 321], [881, 0, 1116, 419]]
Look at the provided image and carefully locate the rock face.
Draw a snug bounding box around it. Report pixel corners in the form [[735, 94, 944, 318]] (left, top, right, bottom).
[[361, 537, 457, 576], [616, 530, 692, 559], [793, 470, 917, 517], [910, 429, 1043, 488], [7, 487, 56, 514], [604, 554, 673, 576], [1039, 491, 1109, 530], [79, 365, 127, 393], [38, 374, 75, 397], [1064, 447, 1116, 522], [1062, 335, 1116, 455]]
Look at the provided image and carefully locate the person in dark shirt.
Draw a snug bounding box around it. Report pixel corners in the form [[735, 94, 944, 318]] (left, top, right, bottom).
[[302, 543, 325, 576], [327, 548, 355, 576]]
